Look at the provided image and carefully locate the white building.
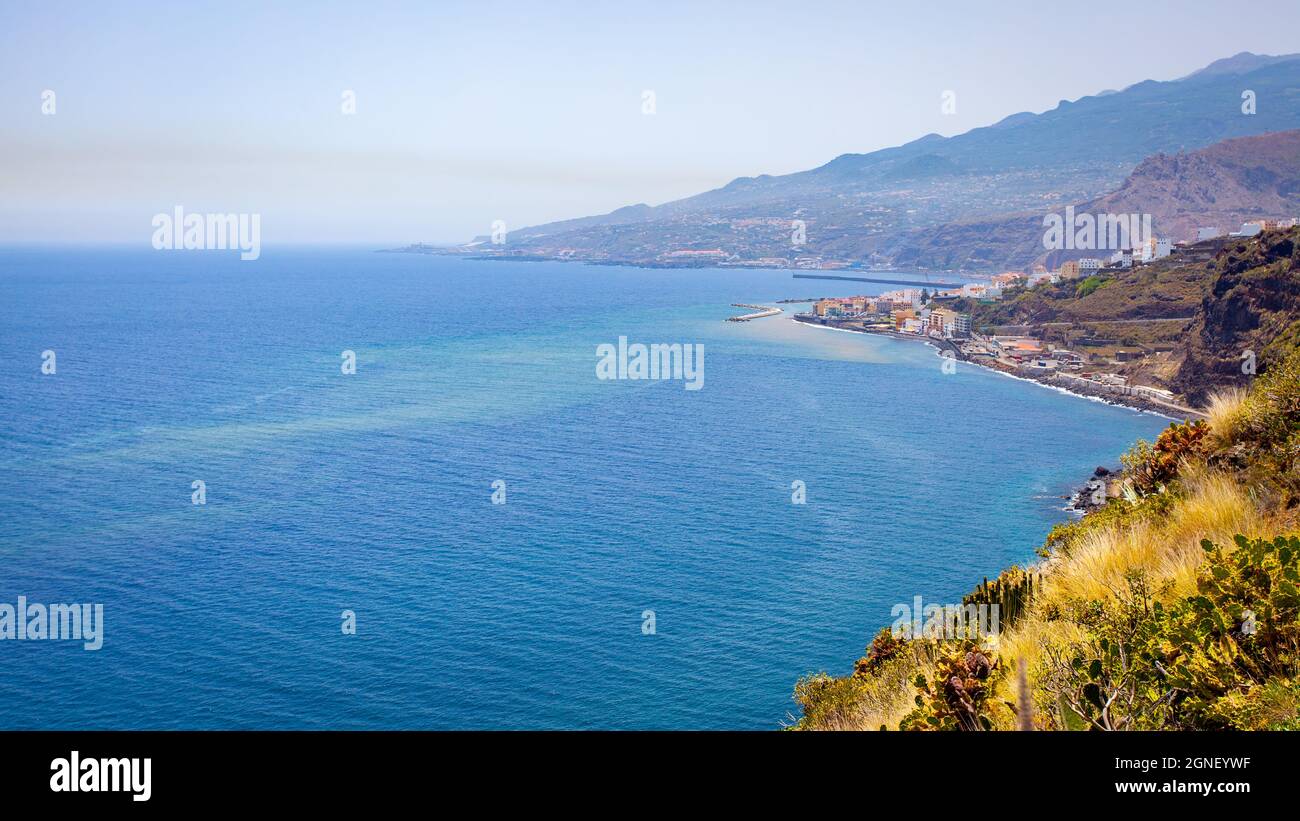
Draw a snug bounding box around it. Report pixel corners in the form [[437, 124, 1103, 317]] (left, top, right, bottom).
[[1138, 237, 1172, 262], [957, 282, 1003, 300], [950, 313, 972, 337]]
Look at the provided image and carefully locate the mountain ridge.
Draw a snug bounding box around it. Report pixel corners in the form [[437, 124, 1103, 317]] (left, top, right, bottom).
[[887, 128, 1300, 271], [448, 53, 1300, 271]]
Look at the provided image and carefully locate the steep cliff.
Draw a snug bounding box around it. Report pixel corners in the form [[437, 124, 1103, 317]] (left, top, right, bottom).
[[794, 347, 1300, 732], [1173, 227, 1300, 404]]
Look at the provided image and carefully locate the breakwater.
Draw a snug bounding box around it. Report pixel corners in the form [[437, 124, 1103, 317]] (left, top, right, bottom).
[[726, 304, 782, 322]]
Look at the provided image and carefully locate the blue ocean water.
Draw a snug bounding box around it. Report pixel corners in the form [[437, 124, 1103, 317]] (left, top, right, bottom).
[[0, 247, 1167, 729]]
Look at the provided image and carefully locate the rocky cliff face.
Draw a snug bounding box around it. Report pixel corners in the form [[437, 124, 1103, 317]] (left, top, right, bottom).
[[866, 130, 1300, 273], [1085, 130, 1300, 243], [1173, 228, 1300, 404]]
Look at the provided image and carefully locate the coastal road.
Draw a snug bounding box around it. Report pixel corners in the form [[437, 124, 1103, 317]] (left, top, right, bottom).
[[1038, 317, 1196, 325]]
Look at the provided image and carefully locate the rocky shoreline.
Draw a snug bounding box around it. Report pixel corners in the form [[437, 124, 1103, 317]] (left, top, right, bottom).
[[790, 314, 1159, 523], [791, 314, 1197, 419], [974, 358, 1190, 417], [1065, 466, 1119, 516]]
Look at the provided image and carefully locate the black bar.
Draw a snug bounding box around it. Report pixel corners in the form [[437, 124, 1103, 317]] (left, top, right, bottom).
[[0, 730, 1287, 807]]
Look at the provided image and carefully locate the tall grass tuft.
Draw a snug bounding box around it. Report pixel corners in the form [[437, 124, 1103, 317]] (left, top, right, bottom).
[[1204, 387, 1250, 448]]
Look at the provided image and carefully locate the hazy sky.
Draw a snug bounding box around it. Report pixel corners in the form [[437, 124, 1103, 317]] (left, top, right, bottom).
[[2, 0, 1297, 244]]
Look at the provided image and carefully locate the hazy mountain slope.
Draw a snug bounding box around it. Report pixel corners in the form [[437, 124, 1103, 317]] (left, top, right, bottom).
[[1182, 50, 1300, 79], [891, 129, 1300, 271], [1088, 130, 1300, 238], [478, 53, 1300, 268]]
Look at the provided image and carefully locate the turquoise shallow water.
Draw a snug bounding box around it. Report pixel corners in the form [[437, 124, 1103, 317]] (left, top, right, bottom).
[[0, 247, 1167, 728]]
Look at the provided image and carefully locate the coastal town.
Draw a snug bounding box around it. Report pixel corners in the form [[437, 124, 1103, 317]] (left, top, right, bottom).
[[796, 293, 1192, 415], [786, 218, 1299, 416]]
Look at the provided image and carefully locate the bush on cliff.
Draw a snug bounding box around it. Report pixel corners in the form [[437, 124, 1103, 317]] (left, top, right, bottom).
[[792, 344, 1300, 730]]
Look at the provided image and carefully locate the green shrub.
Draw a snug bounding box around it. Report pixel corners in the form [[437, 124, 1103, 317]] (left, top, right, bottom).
[[1122, 420, 1209, 495], [1219, 346, 1300, 504], [792, 672, 866, 729], [854, 629, 906, 677], [899, 640, 999, 731], [1041, 534, 1300, 730], [964, 567, 1037, 631], [1075, 275, 1106, 298]]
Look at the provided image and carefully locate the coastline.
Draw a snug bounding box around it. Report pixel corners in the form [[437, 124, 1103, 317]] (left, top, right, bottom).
[[780, 308, 1153, 508], [788, 308, 1171, 709], [788, 314, 1195, 421], [384, 247, 974, 279]]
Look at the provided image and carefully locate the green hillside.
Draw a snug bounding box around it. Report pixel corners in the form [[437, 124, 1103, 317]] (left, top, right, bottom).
[[951, 228, 1300, 401]]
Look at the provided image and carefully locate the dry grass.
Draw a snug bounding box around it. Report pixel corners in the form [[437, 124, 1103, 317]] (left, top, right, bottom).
[[1204, 387, 1250, 448], [988, 465, 1272, 727], [806, 467, 1271, 729], [801, 642, 939, 731], [1041, 469, 1258, 607], [798, 348, 1300, 730]]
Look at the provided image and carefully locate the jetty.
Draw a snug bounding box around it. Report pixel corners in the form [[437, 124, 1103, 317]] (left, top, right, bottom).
[[726, 304, 782, 322], [792, 273, 962, 289]]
